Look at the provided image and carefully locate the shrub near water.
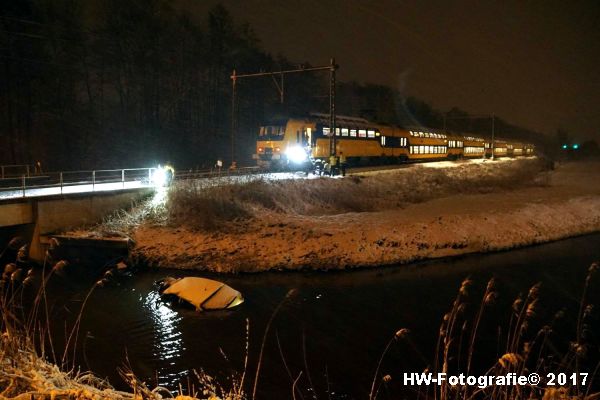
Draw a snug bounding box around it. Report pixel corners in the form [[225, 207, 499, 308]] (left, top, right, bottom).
[[167, 159, 549, 231]]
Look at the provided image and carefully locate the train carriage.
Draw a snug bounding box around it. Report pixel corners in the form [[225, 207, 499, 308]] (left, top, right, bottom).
[[508, 142, 524, 157], [447, 134, 463, 160], [406, 129, 448, 161], [492, 140, 509, 158], [254, 114, 534, 170], [523, 143, 535, 156], [462, 136, 486, 158]]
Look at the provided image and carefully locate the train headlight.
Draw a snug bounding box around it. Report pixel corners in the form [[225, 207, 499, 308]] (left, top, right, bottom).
[[286, 146, 308, 164]]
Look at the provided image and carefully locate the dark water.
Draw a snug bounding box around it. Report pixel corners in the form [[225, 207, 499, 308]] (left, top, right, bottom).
[[31, 234, 600, 398]]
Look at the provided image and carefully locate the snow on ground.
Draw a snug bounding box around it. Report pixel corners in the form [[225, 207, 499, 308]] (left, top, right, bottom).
[[131, 160, 600, 272]]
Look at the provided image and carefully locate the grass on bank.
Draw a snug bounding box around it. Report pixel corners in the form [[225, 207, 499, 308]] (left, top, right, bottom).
[[167, 158, 550, 231]]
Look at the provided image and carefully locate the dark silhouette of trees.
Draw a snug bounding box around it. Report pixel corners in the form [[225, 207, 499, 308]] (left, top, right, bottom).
[[0, 1, 551, 170]]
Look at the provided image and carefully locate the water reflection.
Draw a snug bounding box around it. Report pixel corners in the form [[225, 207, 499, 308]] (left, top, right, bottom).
[[143, 290, 186, 386]]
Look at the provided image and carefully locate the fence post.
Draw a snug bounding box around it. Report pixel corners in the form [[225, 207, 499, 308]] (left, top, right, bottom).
[[22, 175, 26, 197], [60, 172, 63, 194], [122, 169, 125, 188], [92, 170, 95, 191]]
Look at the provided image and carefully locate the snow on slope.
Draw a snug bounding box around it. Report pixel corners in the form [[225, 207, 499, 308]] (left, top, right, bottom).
[[132, 160, 600, 272]]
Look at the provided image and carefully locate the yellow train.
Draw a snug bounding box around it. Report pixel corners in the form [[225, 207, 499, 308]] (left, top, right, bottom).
[[253, 114, 534, 169]]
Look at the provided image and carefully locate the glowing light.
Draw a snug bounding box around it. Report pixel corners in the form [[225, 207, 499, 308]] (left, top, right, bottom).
[[151, 165, 174, 187], [572, 144, 579, 150], [286, 146, 308, 164], [562, 144, 568, 149], [152, 165, 168, 187]]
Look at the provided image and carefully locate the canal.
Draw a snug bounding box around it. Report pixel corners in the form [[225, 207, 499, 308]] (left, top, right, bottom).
[[19, 233, 600, 398]]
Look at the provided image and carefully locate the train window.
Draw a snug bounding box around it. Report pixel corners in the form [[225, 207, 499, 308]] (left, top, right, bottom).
[[336, 128, 340, 136], [323, 127, 330, 136], [367, 130, 375, 138], [420, 145, 425, 153], [342, 128, 349, 137], [359, 129, 367, 138], [375, 131, 380, 137], [260, 125, 285, 139], [350, 129, 357, 137]]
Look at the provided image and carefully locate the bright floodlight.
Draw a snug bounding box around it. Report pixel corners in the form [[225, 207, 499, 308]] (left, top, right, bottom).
[[286, 146, 308, 164], [152, 165, 167, 187]]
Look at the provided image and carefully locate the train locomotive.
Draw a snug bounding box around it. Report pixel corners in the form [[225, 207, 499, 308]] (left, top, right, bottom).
[[253, 113, 534, 170]]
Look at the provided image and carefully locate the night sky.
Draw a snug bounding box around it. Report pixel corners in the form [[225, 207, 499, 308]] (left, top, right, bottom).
[[181, 0, 600, 141]]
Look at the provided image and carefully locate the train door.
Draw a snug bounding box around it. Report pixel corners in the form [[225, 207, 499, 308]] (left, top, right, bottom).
[[304, 127, 312, 146]]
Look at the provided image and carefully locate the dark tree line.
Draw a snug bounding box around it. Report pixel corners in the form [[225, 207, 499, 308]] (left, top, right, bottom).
[[0, 0, 309, 170], [1, 0, 549, 171]]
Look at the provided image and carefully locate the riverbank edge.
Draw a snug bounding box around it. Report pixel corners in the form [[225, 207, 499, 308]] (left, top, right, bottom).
[[130, 195, 600, 273]]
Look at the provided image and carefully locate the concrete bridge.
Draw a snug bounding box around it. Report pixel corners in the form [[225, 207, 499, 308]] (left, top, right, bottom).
[[0, 167, 159, 263], [0, 188, 153, 263]]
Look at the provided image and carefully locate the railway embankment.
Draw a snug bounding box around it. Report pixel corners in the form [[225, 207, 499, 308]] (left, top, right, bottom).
[[119, 158, 600, 272]]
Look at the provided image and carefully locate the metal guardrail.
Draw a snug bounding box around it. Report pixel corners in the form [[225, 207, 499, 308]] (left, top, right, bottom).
[[0, 164, 31, 179], [0, 167, 159, 199], [0, 165, 267, 199]]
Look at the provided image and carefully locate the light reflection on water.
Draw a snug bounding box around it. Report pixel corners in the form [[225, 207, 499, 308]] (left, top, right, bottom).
[[143, 290, 187, 386]]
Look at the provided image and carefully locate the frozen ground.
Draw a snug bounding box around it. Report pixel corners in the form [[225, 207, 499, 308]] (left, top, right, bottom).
[[129, 159, 600, 272]]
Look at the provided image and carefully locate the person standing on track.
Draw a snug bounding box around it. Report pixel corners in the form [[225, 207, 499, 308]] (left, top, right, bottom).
[[329, 153, 338, 176], [339, 152, 347, 176]]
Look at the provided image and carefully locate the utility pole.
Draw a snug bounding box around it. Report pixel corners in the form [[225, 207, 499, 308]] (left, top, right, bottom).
[[329, 58, 337, 157], [230, 59, 339, 164], [491, 114, 495, 160], [231, 69, 237, 166]]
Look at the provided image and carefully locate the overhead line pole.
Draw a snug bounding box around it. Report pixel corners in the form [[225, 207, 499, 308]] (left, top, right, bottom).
[[230, 58, 339, 164]]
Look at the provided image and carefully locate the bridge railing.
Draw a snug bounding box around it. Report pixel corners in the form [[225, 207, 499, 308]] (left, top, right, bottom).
[[0, 165, 268, 199], [0, 164, 31, 179], [0, 168, 158, 198]]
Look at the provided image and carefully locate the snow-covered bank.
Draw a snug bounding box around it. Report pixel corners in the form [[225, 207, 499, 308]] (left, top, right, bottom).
[[131, 160, 600, 272]]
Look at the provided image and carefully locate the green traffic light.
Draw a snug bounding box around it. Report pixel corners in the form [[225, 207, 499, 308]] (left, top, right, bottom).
[[572, 144, 579, 150], [562, 144, 568, 149]]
